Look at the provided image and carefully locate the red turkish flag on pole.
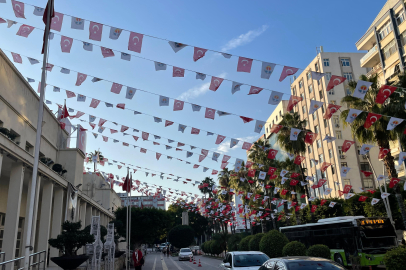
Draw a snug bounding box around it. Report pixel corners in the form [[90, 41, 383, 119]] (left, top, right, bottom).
[[41, 0, 55, 54], [364, 113, 382, 129], [326, 75, 346, 91], [304, 132, 318, 144], [287, 95, 303, 111], [341, 140, 355, 153], [375, 85, 397, 104], [323, 104, 341, 119], [267, 149, 278, 159], [269, 124, 283, 134], [378, 148, 390, 159], [389, 178, 401, 188]]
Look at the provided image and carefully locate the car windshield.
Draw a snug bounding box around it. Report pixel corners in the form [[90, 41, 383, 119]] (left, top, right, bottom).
[[287, 261, 345, 270], [180, 248, 191, 253], [233, 254, 269, 267]]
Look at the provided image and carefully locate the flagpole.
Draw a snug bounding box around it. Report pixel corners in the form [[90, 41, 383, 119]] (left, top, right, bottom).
[[128, 175, 132, 265], [126, 188, 129, 270], [24, 1, 53, 269]]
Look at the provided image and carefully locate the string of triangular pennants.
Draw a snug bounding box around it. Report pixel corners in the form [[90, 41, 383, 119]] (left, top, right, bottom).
[[1, 17, 348, 104], [5, 2, 340, 83]]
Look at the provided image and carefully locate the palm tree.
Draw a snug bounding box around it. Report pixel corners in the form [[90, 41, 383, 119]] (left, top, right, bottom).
[[86, 150, 104, 172], [340, 74, 406, 229], [276, 112, 314, 221]]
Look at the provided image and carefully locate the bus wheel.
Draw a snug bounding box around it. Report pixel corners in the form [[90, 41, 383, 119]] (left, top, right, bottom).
[[334, 254, 344, 266]]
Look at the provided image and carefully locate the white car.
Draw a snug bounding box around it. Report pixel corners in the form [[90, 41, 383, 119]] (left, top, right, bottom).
[[220, 251, 269, 270], [178, 248, 193, 261]]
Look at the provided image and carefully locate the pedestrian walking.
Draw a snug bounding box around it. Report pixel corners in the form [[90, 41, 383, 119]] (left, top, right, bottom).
[[132, 244, 144, 270], [166, 246, 170, 257]]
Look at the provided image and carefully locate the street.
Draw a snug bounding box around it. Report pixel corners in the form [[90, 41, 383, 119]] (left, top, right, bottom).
[[139, 251, 223, 270]]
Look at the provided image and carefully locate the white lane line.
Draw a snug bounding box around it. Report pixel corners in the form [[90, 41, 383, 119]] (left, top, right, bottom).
[[161, 254, 169, 270], [169, 256, 186, 270], [152, 256, 157, 270], [179, 261, 197, 270], [199, 257, 223, 268]]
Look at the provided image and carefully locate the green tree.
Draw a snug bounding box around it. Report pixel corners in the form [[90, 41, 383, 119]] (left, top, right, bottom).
[[259, 230, 289, 258], [248, 233, 264, 251], [83, 225, 107, 243], [168, 225, 195, 248], [307, 244, 331, 259], [340, 74, 406, 229], [238, 235, 253, 251], [227, 233, 247, 251], [114, 206, 172, 245], [282, 241, 306, 256], [167, 204, 208, 240], [212, 232, 229, 253]]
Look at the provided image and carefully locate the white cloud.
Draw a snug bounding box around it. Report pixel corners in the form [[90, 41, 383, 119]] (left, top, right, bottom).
[[177, 73, 227, 101], [215, 135, 258, 154], [221, 25, 269, 52]]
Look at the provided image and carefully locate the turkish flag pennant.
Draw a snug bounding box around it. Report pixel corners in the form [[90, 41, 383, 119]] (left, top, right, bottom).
[[191, 128, 200, 135], [173, 100, 184, 111], [305, 132, 318, 144], [75, 73, 87, 86], [301, 194, 306, 198], [320, 162, 331, 172], [287, 95, 303, 111], [248, 86, 263, 95], [240, 116, 254, 123], [60, 36, 73, 53], [66, 90, 76, 98], [268, 167, 277, 175], [343, 184, 352, 194], [116, 103, 125, 109], [247, 169, 256, 177], [295, 205, 301, 212], [133, 136, 139, 141], [205, 108, 216, 120], [173, 67, 185, 77], [326, 75, 346, 91], [290, 179, 299, 186], [378, 148, 390, 159], [209, 77, 224, 91], [17, 24, 35, 38], [215, 135, 226, 144], [12, 0, 25, 18], [317, 179, 327, 187], [89, 21, 103, 41], [324, 104, 342, 119], [156, 153, 161, 160], [358, 196, 368, 202], [41, 0, 55, 54], [311, 205, 318, 213], [270, 124, 283, 134], [364, 113, 382, 129], [269, 174, 278, 179], [294, 155, 305, 165], [242, 142, 252, 150], [193, 47, 208, 62], [101, 47, 115, 58], [375, 85, 397, 104], [320, 199, 327, 206], [389, 177, 401, 188], [237, 57, 253, 73], [245, 161, 254, 168], [128, 32, 144, 53], [267, 149, 278, 159], [199, 155, 205, 163], [165, 120, 174, 127], [279, 66, 299, 82], [142, 132, 149, 140], [341, 140, 355, 153], [11, 52, 22, 63], [281, 189, 288, 195]]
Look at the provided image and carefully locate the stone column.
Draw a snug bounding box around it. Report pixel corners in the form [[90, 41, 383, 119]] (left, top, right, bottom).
[[0, 151, 3, 176], [37, 179, 54, 253], [85, 204, 93, 226], [22, 175, 42, 253], [49, 186, 64, 266], [3, 163, 25, 270], [80, 201, 87, 228]]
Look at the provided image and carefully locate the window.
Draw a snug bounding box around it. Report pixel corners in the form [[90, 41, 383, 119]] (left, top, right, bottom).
[[319, 90, 323, 99], [343, 72, 353, 80], [360, 162, 371, 172], [299, 80, 303, 89], [308, 145, 313, 154], [338, 146, 343, 155], [336, 130, 342, 139], [323, 59, 330, 66], [272, 120, 274, 125], [275, 116, 278, 122], [333, 116, 339, 124], [309, 84, 313, 93], [329, 149, 333, 158], [363, 179, 374, 189], [266, 128, 268, 134], [279, 111, 282, 117], [401, 31, 406, 46], [315, 125, 319, 134], [321, 106, 325, 114], [382, 40, 397, 60], [319, 154, 324, 163], [340, 58, 350, 67], [323, 119, 328, 128], [25, 141, 34, 154], [292, 87, 296, 96], [343, 179, 351, 187], [310, 159, 315, 167], [317, 140, 322, 148], [397, 10, 405, 25], [328, 88, 335, 95], [300, 93, 304, 100], [377, 21, 393, 40], [302, 105, 306, 114], [345, 87, 352, 96], [322, 171, 327, 179], [341, 162, 348, 167], [313, 112, 317, 121], [325, 72, 332, 80], [307, 72, 312, 81]]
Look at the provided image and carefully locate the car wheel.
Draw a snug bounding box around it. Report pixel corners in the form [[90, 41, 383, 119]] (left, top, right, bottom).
[[334, 254, 344, 266]]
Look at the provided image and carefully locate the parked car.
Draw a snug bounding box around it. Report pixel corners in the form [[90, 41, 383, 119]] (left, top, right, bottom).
[[220, 251, 269, 270], [191, 246, 201, 255], [178, 248, 193, 261], [258, 257, 346, 270]]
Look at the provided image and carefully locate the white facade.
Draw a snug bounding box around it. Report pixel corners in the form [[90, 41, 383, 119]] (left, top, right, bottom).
[[0, 49, 120, 269]]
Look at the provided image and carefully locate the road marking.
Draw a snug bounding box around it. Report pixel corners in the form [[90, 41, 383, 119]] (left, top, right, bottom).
[[161, 255, 169, 270], [152, 257, 156, 270], [169, 257, 185, 270]]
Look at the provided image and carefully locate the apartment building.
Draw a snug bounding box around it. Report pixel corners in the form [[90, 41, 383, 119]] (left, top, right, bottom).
[[117, 193, 166, 210], [289, 51, 386, 198], [0, 49, 119, 269]]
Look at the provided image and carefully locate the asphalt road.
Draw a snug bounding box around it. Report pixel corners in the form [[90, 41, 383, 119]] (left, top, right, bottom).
[[138, 251, 223, 270]]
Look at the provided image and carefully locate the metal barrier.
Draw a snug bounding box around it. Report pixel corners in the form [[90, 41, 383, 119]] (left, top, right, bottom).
[[0, 250, 46, 270]]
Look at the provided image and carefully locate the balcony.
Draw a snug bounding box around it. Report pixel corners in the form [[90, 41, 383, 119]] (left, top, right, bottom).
[[366, 63, 382, 79], [360, 45, 380, 68]]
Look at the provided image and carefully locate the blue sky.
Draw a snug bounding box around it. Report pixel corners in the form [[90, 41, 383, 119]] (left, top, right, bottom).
[[0, 0, 384, 199]]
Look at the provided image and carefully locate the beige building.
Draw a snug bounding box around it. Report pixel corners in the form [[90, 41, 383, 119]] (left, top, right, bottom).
[[288, 50, 386, 198], [355, 0, 406, 85], [0, 49, 120, 269]]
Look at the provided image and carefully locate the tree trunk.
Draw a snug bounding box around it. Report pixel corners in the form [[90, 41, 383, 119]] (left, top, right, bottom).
[[379, 139, 406, 229], [283, 202, 290, 226], [299, 163, 314, 222]]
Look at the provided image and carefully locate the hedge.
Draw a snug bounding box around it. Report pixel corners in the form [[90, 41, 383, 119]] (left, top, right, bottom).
[[228, 234, 245, 252], [248, 233, 264, 251], [210, 240, 224, 255], [383, 246, 406, 270], [282, 241, 306, 257], [239, 235, 253, 251], [307, 244, 331, 259], [259, 230, 289, 258]]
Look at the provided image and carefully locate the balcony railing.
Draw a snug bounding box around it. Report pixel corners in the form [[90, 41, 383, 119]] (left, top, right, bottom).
[[366, 63, 382, 79], [361, 45, 378, 65]]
